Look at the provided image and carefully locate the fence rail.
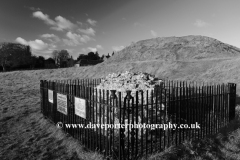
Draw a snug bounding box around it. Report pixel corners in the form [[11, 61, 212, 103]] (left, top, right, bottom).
[[40, 79, 236, 160]]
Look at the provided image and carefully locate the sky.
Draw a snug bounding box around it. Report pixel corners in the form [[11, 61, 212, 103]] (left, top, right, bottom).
[[0, 0, 240, 59]]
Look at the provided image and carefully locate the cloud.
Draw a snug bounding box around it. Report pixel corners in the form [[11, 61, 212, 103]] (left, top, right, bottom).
[[41, 33, 60, 43], [150, 30, 158, 37], [33, 11, 55, 25], [15, 37, 28, 45], [29, 7, 41, 11], [194, 19, 209, 27], [16, 37, 49, 51], [87, 18, 97, 26], [66, 32, 91, 43], [41, 33, 56, 38], [112, 46, 125, 52], [24, 6, 41, 11], [52, 16, 76, 31], [62, 39, 76, 46], [32, 11, 76, 31], [63, 31, 92, 46], [29, 40, 48, 50], [87, 45, 103, 52], [96, 45, 103, 50], [78, 27, 95, 36], [15, 37, 57, 57], [88, 47, 97, 52]]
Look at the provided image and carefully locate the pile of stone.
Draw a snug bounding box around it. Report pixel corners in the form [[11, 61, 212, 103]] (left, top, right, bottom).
[[95, 71, 163, 105], [92, 71, 168, 139]]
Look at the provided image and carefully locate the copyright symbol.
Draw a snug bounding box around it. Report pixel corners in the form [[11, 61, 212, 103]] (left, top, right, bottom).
[[56, 122, 63, 129]]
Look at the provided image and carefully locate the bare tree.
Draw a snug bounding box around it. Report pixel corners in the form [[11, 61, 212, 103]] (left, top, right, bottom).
[[52, 50, 59, 66], [51, 50, 70, 68]]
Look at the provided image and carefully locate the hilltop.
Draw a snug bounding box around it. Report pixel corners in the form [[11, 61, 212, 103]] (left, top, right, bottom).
[[105, 35, 240, 64], [86, 35, 240, 93]]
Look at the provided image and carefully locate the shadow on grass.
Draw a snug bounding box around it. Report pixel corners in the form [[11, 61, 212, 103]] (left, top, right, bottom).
[[235, 94, 240, 106], [147, 94, 240, 160]]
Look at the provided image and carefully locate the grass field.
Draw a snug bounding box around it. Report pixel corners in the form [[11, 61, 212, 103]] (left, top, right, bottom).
[[1, 56, 240, 159]]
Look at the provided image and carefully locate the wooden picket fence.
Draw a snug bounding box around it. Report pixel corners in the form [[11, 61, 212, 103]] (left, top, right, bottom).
[[40, 79, 236, 160]]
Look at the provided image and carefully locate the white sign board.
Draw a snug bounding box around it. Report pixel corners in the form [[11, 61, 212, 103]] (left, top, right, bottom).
[[57, 93, 67, 115], [48, 90, 53, 103], [75, 97, 86, 119]]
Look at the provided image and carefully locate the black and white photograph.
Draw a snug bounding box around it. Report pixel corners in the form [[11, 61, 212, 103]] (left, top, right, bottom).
[[1, 0, 240, 159]]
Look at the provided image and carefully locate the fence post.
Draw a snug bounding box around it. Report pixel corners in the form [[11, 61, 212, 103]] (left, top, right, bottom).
[[228, 83, 236, 121], [40, 80, 43, 114], [44, 80, 48, 117], [110, 90, 117, 159], [118, 91, 125, 160], [52, 81, 57, 123]]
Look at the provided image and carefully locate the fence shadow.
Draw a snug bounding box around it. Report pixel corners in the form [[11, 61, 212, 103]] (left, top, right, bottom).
[[216, 93, 240, 140], [235, 94, 240, 106]]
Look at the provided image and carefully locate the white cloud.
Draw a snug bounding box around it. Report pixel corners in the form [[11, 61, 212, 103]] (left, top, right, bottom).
[[78, 27, 95, 36], [66, 32, 91, 43], [87, 45, 103, 52], [33, 11, 76, 31], [62, 39, 76, 46], [96, 45, 103, 50], [52, 16, 76, 31], [41, 33, 60, 43], [15, 37, 56, 57], [28, 39, 49, 50], [63, 31, 92, 46], [87, 18, 97, 26], [32, 11, 55, 25], [112, 46, 125, 52], [24, 6, 41, 11], [150, 30, 158, 37], [88, 47, 97, 52], [41, 34, 56, 38], [194, 19, 209, 27], [16, 37, 48, 51], [15, 37, 28, 45], [29, 7, 41, 11]]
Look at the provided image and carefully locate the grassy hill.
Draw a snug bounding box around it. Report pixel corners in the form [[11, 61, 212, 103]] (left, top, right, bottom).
[[105, 35, 240, 63], [1, 35, 240, 160]]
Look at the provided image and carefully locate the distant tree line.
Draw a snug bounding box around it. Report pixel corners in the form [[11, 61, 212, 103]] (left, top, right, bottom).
[[76, 51, 114, 61], [77, 51, 101, 61], [0, 41, 116, 72]]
